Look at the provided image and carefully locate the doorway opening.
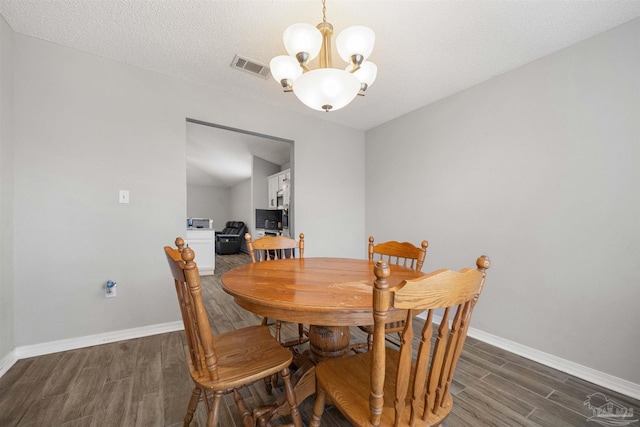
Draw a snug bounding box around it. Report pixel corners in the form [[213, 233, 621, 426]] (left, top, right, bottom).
[[185, 118, 295, 245]]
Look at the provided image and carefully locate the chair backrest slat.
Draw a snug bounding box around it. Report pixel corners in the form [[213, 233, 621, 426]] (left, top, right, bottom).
[[410, 310, 433, 426], [164, 237, 219, 381], [394, 314, 414, 423], [441, 299, 475, 401], [425, 307, 450, 414], [371, 256, 490, 425], [368, 236, 428, 272]]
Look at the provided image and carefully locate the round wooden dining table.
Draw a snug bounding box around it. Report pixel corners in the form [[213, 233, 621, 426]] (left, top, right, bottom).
[[221, 257, 423, 405]]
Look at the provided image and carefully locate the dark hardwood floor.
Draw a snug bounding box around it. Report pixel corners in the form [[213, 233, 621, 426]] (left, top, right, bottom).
[[0, 253, 637, 426]]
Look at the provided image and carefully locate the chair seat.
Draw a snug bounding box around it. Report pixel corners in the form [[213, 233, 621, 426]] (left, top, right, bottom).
[[189, 325, 293, 391], [316, 347, 453, 427]]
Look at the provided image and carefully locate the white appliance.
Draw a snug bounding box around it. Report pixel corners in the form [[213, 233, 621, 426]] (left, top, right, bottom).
[[187, 218, 213, 229]]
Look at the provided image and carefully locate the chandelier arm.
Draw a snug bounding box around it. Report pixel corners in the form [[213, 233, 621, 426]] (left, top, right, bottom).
[[316, 22, 333, 69]]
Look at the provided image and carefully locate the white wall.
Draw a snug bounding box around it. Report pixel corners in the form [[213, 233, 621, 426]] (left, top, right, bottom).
[[186, 183, 230, 231], [229, 178, 251, 228], [0, 15, 14, 364], [229, 178, 251, 252], [365, 20, 639, 385], [296, 124, 365, 255], [249, 156, 280, 238], [10, 33, 365, 347]]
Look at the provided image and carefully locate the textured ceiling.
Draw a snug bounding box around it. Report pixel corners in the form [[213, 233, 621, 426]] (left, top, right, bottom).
[[1, 0, 638, 132], [185, 121, 292, 187], [1, 1, 638, 186]]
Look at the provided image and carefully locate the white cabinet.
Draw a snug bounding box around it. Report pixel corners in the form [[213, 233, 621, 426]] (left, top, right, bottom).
[[185, 229, 215, 275], [267, 168, 290, 210], [278, 173, 287, 191], [268, 175, 279, 209], [282, 170, 290, 207]]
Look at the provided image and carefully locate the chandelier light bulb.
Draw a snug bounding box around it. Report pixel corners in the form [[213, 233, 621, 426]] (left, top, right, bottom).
[[283, 23, 322, 61], [336, 26, 375, 64], [351, 61, 377, 89], [270, 55, 302, 87]]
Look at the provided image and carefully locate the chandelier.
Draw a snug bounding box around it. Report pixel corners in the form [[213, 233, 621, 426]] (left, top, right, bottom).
[[269, 0, 377, 112]]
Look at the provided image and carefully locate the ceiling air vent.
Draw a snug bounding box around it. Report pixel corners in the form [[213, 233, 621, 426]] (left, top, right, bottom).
[[231, 55, 270, 79]]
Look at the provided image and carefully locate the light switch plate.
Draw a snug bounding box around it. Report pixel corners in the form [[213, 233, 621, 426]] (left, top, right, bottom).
[[119, 190, 129, 204]]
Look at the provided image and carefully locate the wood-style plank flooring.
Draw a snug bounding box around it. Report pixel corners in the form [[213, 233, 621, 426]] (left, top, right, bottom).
[[0, 253, 637, 426]]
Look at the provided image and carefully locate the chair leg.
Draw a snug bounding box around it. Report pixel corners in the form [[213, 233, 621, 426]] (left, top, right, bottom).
[[206, 391, 223, 427], [184, 386, 201, 426], [309, 386, 327, 427], [367, 332, 374, 350], [271, 320, 284, 388], [281, 366, 303, 427], [233, 388, 254, 427], [262, 316, 274, 394], [263, 376, 273, 395]]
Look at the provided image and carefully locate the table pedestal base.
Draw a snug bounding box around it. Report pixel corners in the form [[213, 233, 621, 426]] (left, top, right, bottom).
[[270, 324, 352, 422], [308, 325, 351, 362]]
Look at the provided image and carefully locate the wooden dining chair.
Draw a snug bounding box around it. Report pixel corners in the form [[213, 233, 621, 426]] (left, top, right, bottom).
[[245, 232, 308, 349], [355, 236, 429, 351], [164, 237, 302, 427], [368, 235, 428, 270], [311, 256, 491, 427]]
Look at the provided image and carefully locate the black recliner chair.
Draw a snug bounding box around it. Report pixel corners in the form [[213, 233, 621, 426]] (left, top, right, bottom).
[[215, 221, 247, 255]]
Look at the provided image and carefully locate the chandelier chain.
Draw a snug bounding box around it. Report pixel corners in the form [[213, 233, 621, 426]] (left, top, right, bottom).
[[322, 0, 326, 23]]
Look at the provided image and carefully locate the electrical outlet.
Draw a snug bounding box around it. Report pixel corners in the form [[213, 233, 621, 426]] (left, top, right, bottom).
[[105, 280, 117, 298], [119, 190, 129, 204]]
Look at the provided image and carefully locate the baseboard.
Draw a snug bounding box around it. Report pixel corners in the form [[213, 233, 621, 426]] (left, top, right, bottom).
[[468, 327, 640, 400], [12, 321, 184, 360], [0, 350, 18, 379], [423, 313, 640, 400]]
